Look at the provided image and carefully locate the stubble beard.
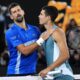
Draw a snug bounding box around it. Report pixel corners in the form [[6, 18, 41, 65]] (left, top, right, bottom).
[[15, 15, 24, 23]]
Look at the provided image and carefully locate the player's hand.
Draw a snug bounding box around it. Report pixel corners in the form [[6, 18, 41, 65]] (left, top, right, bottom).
[[39, 68, 50, 78]]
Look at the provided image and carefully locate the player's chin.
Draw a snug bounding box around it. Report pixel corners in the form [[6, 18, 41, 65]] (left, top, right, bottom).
[[39, 21, 43, 25]]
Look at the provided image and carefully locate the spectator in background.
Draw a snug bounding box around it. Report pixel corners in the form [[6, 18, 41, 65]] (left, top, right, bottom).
[[0, 5, 6, 56], [66, 19, 80, 74], [0, 5, 9, 67]]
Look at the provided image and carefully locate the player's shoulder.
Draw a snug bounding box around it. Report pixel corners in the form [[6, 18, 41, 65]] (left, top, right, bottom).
[[27, 24, 39, 29], [53, 26, 65, 38], [5, 23, 18, 36], [58, 27, 65, 34], [27, 24, 40, 33]]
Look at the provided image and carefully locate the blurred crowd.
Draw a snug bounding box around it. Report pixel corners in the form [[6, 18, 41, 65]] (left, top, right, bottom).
[[0, 0, 80, 75]]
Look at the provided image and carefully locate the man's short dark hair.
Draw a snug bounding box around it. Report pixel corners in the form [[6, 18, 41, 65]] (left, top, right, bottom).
[[42, 6, 58, 22], [8, 2, 20, 14]]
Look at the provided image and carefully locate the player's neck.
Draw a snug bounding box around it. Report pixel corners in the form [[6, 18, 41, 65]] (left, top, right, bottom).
[[44, 21, 54, 30]]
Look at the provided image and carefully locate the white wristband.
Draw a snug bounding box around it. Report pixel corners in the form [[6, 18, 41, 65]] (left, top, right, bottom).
[[36, 38, 44, 46]]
